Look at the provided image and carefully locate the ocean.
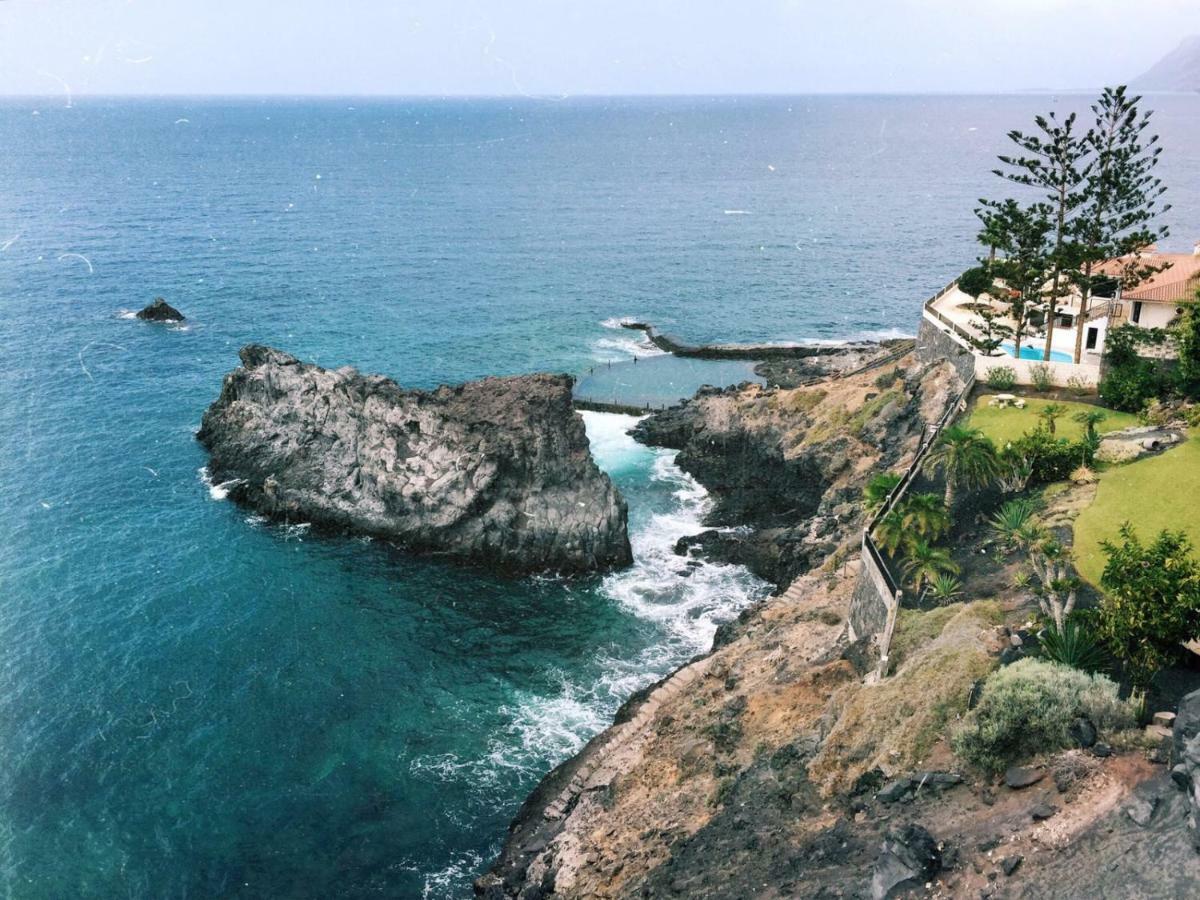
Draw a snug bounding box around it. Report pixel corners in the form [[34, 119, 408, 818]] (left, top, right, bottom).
[[1, 94, 1198, 899]]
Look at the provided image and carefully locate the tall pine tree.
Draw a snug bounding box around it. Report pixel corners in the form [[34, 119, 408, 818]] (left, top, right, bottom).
[[1069, 87, 1170, 364], [992, 111, 1089, 362]]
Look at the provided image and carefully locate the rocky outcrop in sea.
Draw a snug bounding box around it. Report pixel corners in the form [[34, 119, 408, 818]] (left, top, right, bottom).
[[198, 345, 632, 573], [136, 297, 185, 322]]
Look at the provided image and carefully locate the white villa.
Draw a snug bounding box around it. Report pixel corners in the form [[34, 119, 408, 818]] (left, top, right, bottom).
[[924, 245, 1200, 387]]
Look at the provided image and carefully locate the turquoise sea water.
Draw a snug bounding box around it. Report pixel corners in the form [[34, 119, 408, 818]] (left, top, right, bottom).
[[2, 95, 1198, 899]]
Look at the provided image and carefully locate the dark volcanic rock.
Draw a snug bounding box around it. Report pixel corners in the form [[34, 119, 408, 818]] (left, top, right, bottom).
[[871, 824, 941, 899], [1172, 691, 1200, 849], [198, 345, 632, 573], [136, 297, 185, 322], [1004, 766, 1044, 790]]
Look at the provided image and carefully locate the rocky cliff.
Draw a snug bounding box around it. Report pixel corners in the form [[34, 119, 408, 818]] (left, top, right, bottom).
[[198, 345, 632, 573], [478, 351, 1200, 898], [633, 355, 962, 588]]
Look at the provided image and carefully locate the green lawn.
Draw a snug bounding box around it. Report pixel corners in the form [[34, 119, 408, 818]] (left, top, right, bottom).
[[966, 395, 1139, 447], [1073, 436, 1200, 585]]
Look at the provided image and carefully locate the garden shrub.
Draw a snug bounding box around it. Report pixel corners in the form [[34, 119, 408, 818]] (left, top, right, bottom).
[[1029, 363, 1054, 392], [951, 659, 1134, 773], [1099, 361, 1162, 413], [984, 366, 1017, 391], [1001, 428, 1091, 486], [1065, 374, 1091, 396], [1098, 525, 1200, 688]]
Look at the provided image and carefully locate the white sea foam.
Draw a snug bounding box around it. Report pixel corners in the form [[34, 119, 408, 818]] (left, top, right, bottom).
[[418, 850, 485, 900], [116, 309, 138, 320], [472, 414, 768, 777], [600, 316, 638, 330], [723, 209, 752, 215], [197, 466, 243, 501]]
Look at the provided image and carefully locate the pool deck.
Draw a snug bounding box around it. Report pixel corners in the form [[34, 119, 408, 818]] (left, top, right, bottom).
[[927, 284, 1103, 366]]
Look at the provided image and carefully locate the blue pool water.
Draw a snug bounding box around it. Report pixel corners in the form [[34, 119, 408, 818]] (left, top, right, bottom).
[[1001, 341, 1073, 363], [2, 95, 1198, 898]]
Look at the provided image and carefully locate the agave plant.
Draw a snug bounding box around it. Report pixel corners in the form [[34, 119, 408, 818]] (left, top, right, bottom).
[[1037, 619, 1109, 674], [989, 498, 1039, 550], [925, 573, 964, 604], [902, 539, 960, 592]]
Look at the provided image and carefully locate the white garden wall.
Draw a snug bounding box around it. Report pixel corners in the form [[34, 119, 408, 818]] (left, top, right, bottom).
[[974, 353, 1100, 389]]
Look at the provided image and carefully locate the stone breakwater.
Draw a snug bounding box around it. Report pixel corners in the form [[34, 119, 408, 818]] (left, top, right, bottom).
[[198, 345, 632, 574]]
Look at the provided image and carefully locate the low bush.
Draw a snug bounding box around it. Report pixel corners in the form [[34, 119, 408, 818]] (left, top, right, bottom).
[[1100, 362, 1162, 413], [1065, 374, 1091, 396], [874, 366, 903, 390], [984, 366, 1017, 391], [952, 658, 1134, 773], [1001, 428, 1092, 486], [1029, 363, 1054, 392]]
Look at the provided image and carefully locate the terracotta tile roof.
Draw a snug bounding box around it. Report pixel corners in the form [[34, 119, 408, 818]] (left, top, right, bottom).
[[1096, 253, 1200, 304]]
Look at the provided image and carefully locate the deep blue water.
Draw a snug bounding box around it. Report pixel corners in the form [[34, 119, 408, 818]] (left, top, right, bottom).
[[2, 95, 1198, 899]]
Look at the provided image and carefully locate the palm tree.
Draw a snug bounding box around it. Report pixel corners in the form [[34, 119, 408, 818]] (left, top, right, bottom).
[[900, 492, 951, 541], [863, 472, 903, 511], [1072, 408, 1107, 442], [903, 539, 960, 592], [873, 507, 912, 557], [1037, 403, 1068, 435], [923, 426, 1001, 510]]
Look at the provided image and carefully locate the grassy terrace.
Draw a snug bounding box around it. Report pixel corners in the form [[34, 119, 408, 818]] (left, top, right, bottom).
[[966, 395, 1139, 447], [1073, 436, 1200, 586]]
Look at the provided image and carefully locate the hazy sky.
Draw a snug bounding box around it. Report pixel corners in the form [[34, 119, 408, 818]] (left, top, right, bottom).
[[2, 0, 1199, 96]]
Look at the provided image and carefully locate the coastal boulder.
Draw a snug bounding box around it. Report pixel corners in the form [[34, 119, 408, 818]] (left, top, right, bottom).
[[136, 297, 185, 322], [198, 345, 632, 574]]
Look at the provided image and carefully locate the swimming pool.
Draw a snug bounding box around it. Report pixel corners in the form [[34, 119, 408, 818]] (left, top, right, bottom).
[[1000, 341, 1072, 363]]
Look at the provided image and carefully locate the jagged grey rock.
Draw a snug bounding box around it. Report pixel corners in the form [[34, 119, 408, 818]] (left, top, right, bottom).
[[198, 345, 632, 574], [136, 297, 185, 322]]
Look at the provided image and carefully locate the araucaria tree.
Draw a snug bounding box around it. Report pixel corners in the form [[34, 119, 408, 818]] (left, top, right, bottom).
[[923, 425, 1001, 510], [974, 199, 1053, 360], [1069, 86, 1170, 364], [979, 87, 1171, 365], [991, 110, 1088, 362]]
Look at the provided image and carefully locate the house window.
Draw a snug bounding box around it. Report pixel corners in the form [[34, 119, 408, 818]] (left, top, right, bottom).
[[1132, 301, 1143, 324], [1086, 327, 1098, 351], [1057, 313, 1073, 328]]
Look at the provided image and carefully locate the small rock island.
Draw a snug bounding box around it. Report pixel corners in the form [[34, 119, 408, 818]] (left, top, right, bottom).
[[198, 345, 632, 574], [136, 297, 186, 322]]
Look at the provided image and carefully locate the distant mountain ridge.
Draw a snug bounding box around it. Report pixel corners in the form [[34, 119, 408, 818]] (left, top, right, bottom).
[[1132, 35, 1200, 91]]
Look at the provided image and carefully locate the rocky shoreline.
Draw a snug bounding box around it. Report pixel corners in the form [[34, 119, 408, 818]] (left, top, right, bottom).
[[198, 345, 632, 574], [477, 342, 1200, 898]]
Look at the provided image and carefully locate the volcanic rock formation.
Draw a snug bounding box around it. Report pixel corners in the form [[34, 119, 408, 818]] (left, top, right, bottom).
[[198, 345, 632, 573]]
